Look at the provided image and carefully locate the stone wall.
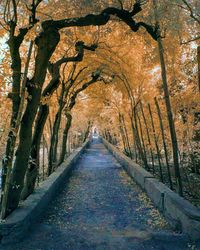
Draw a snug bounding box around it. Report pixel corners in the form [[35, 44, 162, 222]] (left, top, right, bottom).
[[102, 138, 200, 240], [0, 140, 90, 245]]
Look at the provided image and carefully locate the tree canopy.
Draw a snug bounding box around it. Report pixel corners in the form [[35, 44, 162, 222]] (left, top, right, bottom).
[[0, 0, 199, 218]]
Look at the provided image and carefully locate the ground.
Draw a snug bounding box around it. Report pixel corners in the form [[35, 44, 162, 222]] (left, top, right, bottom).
[[1, 139, 199, 250]]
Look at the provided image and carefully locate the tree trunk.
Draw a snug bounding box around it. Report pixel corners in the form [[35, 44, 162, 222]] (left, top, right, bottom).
[[2, 27, 60, 217], [132, 107, 149, 170], [148, 103, 164, 183], [121, 114, 132, 158], [0, 33, 25, 216], [58, 112, 72, 165], [119, 113, 129, 155], [1, 39, 33, 218], [139, 101, 155, 174], [48, 84, 65, 175], [137, 112, 148, 166], [20, 104, 49, 200], [154, 97, 173, 189], [25, 63, 61, 185], [83, 121, 92, 142], [153, 0, 183, 196]]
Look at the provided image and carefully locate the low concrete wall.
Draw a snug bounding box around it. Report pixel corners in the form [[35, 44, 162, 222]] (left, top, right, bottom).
[[0, 140, 90, 245], [102, 138, 200, 240]]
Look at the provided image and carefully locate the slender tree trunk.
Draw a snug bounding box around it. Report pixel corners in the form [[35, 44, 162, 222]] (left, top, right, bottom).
[[119, 113, 129, 155], [83, 121, 92, 142], [148, 103, 164, 182], [137, 112, 148, 167], [154, 97, 173, 189], [134, 137, 138, 163], [132, 108, 149, 170], [58, 112, 72, 165], [67, 132, 71, 155], [48, 84, 65, 175], [129, 114, 138, 162], [153, 0, 183, 196], [121, 114, 132, 158], [139, 101, 155, 174], [48, 111, 62, 175]]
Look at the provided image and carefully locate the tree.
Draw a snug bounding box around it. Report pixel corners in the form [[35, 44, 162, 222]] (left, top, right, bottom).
[[1, 0, 158, 217], [152, 0, 183, 196]]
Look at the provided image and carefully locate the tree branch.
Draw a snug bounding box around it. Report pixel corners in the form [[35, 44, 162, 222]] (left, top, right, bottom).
[[181, 0, 200, 24], [55, 41, 97, 67], [42, 42, 97, 98], [41, 3, 158, 41], [180, 35, 200, 45], [68, 69, 102, 110]]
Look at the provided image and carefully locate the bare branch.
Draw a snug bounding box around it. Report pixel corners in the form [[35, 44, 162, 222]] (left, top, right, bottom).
[[180, 35, 200, 45], [181, 0, 200, 24], [55, 41, 97, 67]]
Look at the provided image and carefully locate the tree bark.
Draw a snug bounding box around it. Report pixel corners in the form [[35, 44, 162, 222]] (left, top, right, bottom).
[[58, 112, 72, 165], [1, 31, 28, 217], [1, 39, 33, 218], [132, 106, 149, 170], [20, 104, 49, 200], [148, 103, 164, 183], [48, 86, 64, 175], [119, 113, 128, 154], [139, 101, 155, 174], [137, 112, 148, 167], [154, 97, 173, 189], [83, 121, 92, 142], [121, 114, 132, 158]]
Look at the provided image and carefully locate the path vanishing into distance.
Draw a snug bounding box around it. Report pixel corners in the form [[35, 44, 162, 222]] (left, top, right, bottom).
[[1, 139, 197, 250]]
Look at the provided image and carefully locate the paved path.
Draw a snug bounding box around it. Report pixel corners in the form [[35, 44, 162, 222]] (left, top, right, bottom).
[[2, 139, 197, 250]]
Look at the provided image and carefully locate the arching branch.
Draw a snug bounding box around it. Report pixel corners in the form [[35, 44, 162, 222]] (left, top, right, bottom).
[[41, 2, 158, 41]]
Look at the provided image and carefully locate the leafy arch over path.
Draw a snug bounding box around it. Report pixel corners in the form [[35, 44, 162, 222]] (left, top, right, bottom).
[[1, 0, 159, 218]]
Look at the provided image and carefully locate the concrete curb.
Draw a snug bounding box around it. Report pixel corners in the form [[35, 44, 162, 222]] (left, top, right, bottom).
[[0, 139, 90, 245], [102, 138, 200, 240]]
